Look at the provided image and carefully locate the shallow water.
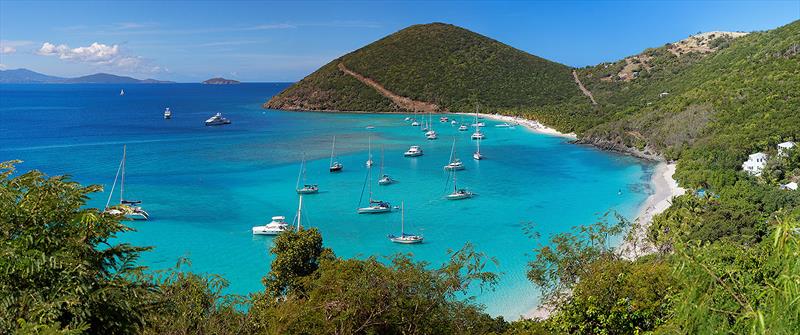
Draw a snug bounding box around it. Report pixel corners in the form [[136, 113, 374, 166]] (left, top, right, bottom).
[[0, 83, 653, 318]]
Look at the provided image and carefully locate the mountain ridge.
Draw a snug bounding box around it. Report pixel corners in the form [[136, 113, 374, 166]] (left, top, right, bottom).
[[0, 68, 173, 84]]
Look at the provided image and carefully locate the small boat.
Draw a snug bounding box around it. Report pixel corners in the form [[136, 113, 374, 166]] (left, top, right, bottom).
[[378, 146, 395, 185], [404, 145, 423, 157], [329, 136, 343, 172], [495, 123, 511, 128], [163, 107, 172, 119], [119, 89, 125, 96], [440, 116, 449, 122], [365, 125, 375, 130], [473, 136, 484, 160], [445, 169, 473, 200], [252, 216, 289, 235], [404, 117, 411, 121], [451, 120, 458, 125], [471, 131, 485, 140], [458, 125, 468, 131], [411, 120, 420, 126], [205, 112, 231, 126], [426, 131, 438, 140], [471, 122, 486, 127], [388, 202, 423, 244], [295, 155, 319, 194], [365, 136, 374, 167], [104, 145, 150, 220], [444, 139, 465, 171], [357, 162, 391, 214]]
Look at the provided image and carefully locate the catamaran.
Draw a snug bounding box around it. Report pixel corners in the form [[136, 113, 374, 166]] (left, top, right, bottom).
[[205, 112, 231, 126], [378, 146, 395, 185], [329, 136, 343, 172], [388, 201, 423, 244], [163, 107, 172, 119], [446, 169, 473, 200], [440, 116, 449, 122], [404, 145, 423, 157], [296, 154, 319, 194], [444, 138, 465, 171], [365, 136, 374, 167], [252, 216, 289, 235], [357, 160, 391, 214], [104, 145, 150, 220], [473, 135, 484, 160]]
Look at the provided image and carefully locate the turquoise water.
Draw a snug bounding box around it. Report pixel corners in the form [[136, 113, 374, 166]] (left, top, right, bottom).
[[0, 83, 653, 319]]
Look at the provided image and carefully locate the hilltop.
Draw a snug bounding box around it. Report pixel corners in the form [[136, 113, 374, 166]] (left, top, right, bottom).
[[265, 23, 587, 113], [0, 68, 173, 84]]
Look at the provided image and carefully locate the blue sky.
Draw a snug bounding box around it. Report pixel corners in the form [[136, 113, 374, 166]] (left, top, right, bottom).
[[1, 1, 797, 82]]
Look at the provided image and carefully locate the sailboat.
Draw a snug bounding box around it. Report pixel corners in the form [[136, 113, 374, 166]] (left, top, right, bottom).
[[365, 136, 374, 167], [119, 89, 125, 96], [444, 138, 465, 171], [357, 160, 391, 214], [471, 105, 485, 140], [296, 154, 319, 194], [378, 146, 395, 185], [104, 145, 150, 220], [473, 136, 484, 160], [445, 169, 473, 200], [425, 113, 438, 139], [388, 202, 423, 244], [329, 136, 343, 172]]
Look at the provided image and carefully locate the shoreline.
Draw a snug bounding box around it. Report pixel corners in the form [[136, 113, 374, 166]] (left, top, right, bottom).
[[521, 162, 685, 320], [454, 112, 578, 140]]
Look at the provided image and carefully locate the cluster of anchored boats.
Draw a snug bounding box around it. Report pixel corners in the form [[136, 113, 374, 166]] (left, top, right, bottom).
[[253, 109, 495, 244]]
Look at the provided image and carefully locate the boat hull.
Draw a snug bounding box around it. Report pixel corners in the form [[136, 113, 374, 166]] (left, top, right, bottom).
[[446, 193, 473, 200], [357, 206, 392, 214], [296, 188, 319, 194]]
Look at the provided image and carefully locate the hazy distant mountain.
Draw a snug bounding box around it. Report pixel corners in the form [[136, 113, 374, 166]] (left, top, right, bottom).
[[0, 68, 174, 84], [202, 77, 240, 84]]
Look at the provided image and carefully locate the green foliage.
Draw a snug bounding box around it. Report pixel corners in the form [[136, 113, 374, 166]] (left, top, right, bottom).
[[262, 228, 331, 298], [267, 23, 586, 113], [0, 160, 156, 334]]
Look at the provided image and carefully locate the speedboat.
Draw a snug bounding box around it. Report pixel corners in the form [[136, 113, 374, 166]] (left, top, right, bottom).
[[296, 184, 319, 194], [471, 131, 485, 140], [439, 116, 449, 122], [446, 188, 473, 200], [404, 146, 423, 157], [205, 112, 231, 126], [458, 124, 468, 131], [426, 131, 438, 140], [444, 159, 465, 171], [252, 216, 290, 235], [163, 107, 172, 119], [411, 120, 420, 126], [329, 162, 343, 172], [357, 200, 392, 214], [451, 120, 458, 125], [378, 174, 395, 185]]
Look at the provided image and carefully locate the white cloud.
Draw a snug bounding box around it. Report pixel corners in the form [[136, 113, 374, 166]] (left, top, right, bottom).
[[1, 46, 15, 54], [37, 41, 163, 73], [0, 40, 34, 54]]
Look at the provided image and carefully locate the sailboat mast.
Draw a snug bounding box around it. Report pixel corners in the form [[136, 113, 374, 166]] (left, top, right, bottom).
[[120, 145, 126, 203], [380, 145, 385, 176], [330, 136, 336, 166], [453, 170, 458, 192], [105, 155, 124, 209], [296, 194, 303, 230], [401, 201, 405, 235], [449, 138, 456, 163], [296, 154, 305, 189], [367, 160, 373, 201]]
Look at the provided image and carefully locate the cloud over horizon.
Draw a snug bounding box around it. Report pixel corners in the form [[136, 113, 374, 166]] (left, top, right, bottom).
[[36, 42, 164, 73]]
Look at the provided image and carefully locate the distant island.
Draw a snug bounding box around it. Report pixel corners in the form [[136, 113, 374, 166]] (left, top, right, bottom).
[[202, 77, 240, 84], [0, 68, 173, 84]]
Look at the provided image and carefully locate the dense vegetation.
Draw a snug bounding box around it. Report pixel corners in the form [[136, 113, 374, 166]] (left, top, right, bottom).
[[266, 23, 587, 113]]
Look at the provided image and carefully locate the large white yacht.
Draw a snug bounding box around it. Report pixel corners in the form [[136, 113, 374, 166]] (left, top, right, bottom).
[[404, 146, 423, 157], [252, 216, 290, 235], [205, 112, 231, 126]]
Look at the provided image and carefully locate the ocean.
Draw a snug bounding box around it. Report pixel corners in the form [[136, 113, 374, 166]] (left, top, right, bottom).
[[0, 83, 653, 319]]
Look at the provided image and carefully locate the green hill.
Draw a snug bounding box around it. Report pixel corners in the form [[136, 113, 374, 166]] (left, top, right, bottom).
[[265, 23, 587, 113]]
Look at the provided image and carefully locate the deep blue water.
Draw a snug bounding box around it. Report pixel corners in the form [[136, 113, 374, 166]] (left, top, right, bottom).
[[0, 83, 653, 319]]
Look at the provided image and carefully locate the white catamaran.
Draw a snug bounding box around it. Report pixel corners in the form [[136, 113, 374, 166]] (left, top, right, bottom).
[[296, 154, 319, 194], [357, 160, 391, 214], [329, 136, 343, 172], [388, 201, 423, 244], [104, 145, 150, 220]]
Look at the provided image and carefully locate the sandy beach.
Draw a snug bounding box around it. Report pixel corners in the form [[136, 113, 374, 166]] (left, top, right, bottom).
[[454, 112, 578, 140]]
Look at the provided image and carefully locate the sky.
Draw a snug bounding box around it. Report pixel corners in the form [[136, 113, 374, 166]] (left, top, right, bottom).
[[1, 1, 798, 82]]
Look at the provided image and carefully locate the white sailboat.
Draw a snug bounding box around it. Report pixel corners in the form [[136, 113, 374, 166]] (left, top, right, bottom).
[[365, 136, 374, 167], [357, 160, 391, 214], [296, 154, 319, 194], [473, 136, 484, 160], [388, 202, 423, 244], [104, 145, 150, 220], [444, 138, 465, 171], [119, 89, 125, 96], [445, 168, 473, 200], [378, 146, 395, 185], [329, 136, 343, 172], [471, 106, 485, 140]]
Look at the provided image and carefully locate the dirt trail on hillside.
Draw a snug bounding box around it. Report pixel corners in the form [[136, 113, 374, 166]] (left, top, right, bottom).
[[338, 63, 441, 113], [572, 70, 597, 105]]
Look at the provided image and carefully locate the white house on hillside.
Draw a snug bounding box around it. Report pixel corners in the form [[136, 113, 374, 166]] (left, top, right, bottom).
[[781, 182, 798, 191], [778, 141, 796, 156], [742, 152, 767, 176]]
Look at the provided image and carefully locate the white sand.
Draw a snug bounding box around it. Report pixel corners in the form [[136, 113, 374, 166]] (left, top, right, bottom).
[[453, 113, 578, 140]]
